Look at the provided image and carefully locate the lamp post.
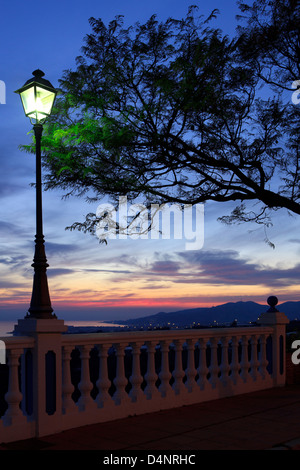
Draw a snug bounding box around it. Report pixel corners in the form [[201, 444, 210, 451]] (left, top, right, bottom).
[[15, 70, 57, 319]]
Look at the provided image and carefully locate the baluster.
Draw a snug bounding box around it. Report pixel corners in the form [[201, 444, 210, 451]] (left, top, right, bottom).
[[230, 336, 241, 384], [197, 338, 209, 390], [3, 348, 24, 425], [258, 334, 268, 379], [113, 343, 128, 405], [77, 345, 95, 411], [19, 349, 31, 416], [144, 341, 158, 399], [250, 335, 259, 381], [172, 339, 185, 395], [96, 344, 111, 407], [220, 336, 230, 386], [62, 346, 77, 414], [158, 341, 172, 397], [129, 342, 144, 402], [208, 337, 219, 388], [240, 335, 250, 382], [185, 339, 197, 392]]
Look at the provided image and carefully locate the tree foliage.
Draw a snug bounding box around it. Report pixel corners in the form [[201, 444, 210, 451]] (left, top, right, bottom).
[[23, 2, 300, 235]]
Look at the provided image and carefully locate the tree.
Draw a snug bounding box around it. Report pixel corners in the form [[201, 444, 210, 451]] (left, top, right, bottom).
[[230, 0, 300, 225], [23, 2, 300, 238]]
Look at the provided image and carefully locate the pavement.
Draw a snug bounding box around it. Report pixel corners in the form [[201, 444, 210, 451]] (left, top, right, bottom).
[[1, 385, 300, 452]]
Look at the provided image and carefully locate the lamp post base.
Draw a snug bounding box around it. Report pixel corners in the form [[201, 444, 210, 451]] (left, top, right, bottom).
[[27, 233, 56, 320], [25, 311, 57, 320], [13, 318, 67, 336]]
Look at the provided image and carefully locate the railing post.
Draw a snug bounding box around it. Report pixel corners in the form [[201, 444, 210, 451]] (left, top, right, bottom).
[[13, 318, 67, 437], [258, 296, 289, 386]]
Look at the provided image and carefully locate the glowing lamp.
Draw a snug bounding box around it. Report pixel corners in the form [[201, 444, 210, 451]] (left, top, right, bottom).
[[15, 69, 57, 124]]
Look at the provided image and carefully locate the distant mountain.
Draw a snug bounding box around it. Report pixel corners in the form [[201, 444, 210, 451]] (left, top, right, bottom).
[[114, 301, 300, 328], [277, 301, 300, 320]]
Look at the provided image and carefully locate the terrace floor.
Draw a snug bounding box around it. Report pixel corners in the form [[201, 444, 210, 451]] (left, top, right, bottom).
[[1, 385, 300, 452]]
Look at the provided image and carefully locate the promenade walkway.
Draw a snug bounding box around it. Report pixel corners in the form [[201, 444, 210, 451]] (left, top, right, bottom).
[[1, 384, 300, 451]]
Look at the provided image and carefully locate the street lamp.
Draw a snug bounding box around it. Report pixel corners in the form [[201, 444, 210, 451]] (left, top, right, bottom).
[[15, 70, 57, 319]]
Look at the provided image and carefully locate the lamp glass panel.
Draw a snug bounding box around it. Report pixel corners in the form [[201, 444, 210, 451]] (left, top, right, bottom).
[[20, 86, 36, 117], [36, 86, 56, 115], [20, 85, 56, 123]]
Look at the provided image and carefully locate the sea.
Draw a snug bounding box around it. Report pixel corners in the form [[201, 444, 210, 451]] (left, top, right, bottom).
[[0, 320, 125, 337]]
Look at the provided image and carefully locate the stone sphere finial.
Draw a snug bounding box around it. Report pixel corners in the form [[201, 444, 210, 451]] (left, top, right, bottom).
[[267, 296, 279, 312], [32, 69, 45, 78]]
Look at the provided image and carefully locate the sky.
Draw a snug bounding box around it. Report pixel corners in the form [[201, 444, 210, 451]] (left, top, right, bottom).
[[0, 0, 300, 323]]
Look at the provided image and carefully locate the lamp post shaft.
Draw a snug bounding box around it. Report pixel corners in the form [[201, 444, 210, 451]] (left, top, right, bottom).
[[27, 124, 55, 319], [35, 124, 43, 238]]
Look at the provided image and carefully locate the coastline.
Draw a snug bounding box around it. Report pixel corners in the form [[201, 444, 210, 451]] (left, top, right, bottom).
[[0, 320, 126, 337]]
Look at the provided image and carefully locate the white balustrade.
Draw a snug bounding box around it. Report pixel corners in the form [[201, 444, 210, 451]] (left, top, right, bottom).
[[0, 305, 290, 443]]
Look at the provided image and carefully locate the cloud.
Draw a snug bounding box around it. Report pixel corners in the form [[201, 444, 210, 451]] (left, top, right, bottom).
[[44, 241, 79, 255], [111, 248, 300, 291], [83, 268, 132, 274], [47, 268, 77, 278], [0, 279, 25, 289], [0, 182, 25, 199], [0, 252, 29, 269], [0, 220, 30, 238], [177, 249, 300, 288], [149, 260, 181, 274]]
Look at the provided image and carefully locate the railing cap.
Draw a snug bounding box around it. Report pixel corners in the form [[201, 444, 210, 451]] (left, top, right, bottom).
[[257, 297, 289, 326]]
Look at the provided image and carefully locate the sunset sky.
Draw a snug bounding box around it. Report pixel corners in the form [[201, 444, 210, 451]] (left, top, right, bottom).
[[0, 0, 300, 322]]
